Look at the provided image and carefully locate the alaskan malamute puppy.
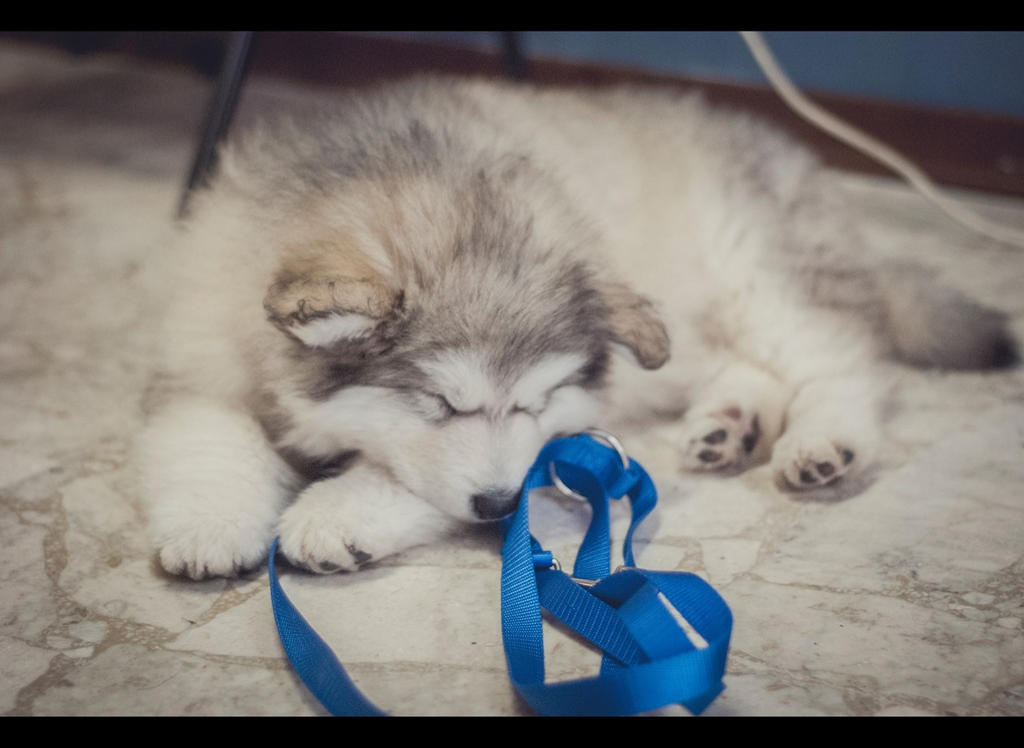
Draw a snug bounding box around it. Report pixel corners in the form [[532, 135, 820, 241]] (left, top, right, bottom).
[[136, 77, 1016, 579]]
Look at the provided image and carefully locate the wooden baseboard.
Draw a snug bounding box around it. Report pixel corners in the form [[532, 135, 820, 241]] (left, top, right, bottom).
[[6, 30, 1022, 197]]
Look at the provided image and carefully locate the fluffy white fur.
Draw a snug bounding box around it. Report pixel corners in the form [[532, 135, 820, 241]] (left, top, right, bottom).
[[135, 397, 298, 578], [136, 77, 1014, 579], [289, 312, 378, 347]]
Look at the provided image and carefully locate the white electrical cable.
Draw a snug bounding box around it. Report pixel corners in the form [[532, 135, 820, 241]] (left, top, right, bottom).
[[739, 30, 1024, 250]]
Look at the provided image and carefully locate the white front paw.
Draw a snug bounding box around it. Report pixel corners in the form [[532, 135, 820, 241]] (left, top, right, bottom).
[[155, 518, 273, 580], [277, 483, 375, 574]]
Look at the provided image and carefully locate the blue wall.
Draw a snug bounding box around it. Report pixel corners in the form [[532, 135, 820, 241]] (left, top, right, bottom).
[[369, 31, 1024, 118]]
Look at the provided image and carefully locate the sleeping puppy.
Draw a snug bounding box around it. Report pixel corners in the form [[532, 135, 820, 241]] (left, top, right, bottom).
[[136, 76, 1017, 578]]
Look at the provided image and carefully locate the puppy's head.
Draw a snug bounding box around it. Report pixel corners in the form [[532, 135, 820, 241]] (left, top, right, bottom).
[[260, 177, 668, 522]]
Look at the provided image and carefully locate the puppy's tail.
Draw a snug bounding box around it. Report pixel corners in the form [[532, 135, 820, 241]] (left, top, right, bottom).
[[879, 264, 1018, 370]]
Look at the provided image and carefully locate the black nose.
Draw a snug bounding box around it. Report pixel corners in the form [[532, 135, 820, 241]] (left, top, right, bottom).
[[471, 488, 520, 520]]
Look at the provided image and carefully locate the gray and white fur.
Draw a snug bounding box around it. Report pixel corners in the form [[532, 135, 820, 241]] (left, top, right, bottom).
[[134, 77, 1017, 579]]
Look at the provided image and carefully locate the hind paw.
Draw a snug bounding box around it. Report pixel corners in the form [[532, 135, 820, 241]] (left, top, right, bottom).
[[771, 432, 856, 489], [680, 406, 762, 471]]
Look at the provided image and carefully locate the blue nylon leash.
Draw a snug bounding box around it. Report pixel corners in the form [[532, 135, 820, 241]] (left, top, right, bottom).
[[268, 432, 733, 716], [268, 539, 386, 716]]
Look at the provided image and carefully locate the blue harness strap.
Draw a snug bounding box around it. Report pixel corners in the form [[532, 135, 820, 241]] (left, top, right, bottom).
[[268, 433, 733, 716]]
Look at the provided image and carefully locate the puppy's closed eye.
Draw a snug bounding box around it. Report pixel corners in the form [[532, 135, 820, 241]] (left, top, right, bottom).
[[410, 391, 481, 422], [511, 391, 552, 417]]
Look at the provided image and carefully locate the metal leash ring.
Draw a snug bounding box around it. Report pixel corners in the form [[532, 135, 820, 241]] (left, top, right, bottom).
[[549, 428, 630, 502]]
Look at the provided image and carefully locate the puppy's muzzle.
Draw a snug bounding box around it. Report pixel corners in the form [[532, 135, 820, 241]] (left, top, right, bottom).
[[471, 488, 520, 520]]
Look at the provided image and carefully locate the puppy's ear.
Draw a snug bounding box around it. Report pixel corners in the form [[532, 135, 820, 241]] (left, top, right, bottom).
[[264, 239, 403, 348], [601, 280, 670, 370]]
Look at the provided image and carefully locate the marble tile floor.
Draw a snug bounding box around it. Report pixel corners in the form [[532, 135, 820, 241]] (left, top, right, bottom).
[[1, 41, 1022, 716]]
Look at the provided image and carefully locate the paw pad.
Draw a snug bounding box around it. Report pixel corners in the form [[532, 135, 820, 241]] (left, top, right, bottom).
[[703, 429, 728, 445], [681, 408, 762, 471], [772, 434, 856, 490]]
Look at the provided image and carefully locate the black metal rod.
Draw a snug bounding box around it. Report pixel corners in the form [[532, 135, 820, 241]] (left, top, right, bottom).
[[177, 31, 254, 219], [500, 31, 529, 81]]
